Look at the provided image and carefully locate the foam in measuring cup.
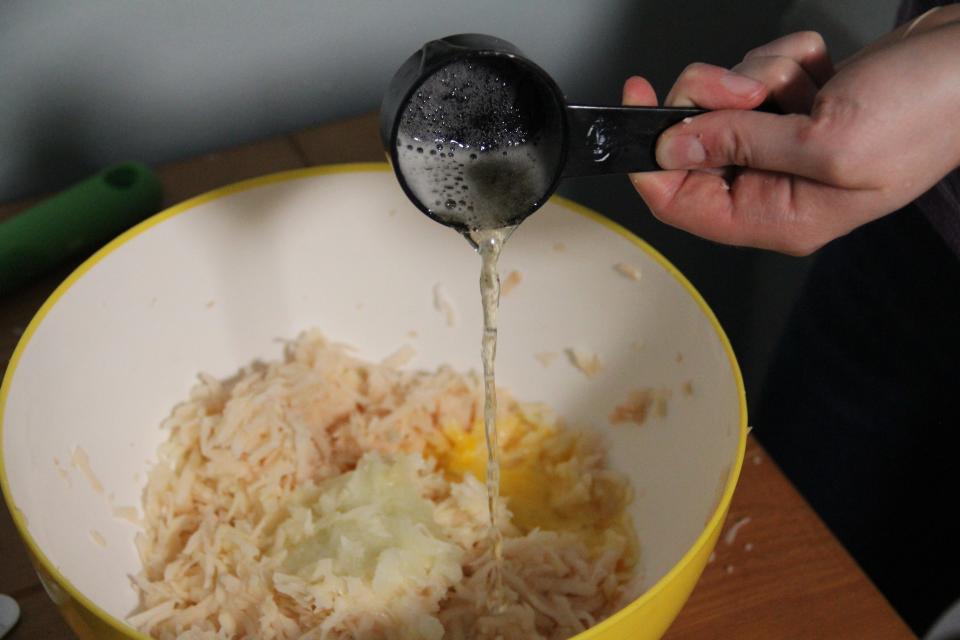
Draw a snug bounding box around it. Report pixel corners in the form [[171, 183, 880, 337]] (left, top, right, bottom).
[[395, 58, 556, 231]]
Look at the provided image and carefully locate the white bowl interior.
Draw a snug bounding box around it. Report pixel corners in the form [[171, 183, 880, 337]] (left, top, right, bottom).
[[2, 168, 742, 625]]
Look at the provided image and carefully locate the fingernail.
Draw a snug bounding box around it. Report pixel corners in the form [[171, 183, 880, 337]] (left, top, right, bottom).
[[720, 71, 763, 97], [658, 134, 706, 168]]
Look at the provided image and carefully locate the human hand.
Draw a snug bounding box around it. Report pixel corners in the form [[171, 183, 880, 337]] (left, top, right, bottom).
[[624, 9, 960, 255]]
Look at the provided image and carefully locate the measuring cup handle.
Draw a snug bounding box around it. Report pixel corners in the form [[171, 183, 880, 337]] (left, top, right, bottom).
[[561, 105, 707, 177]]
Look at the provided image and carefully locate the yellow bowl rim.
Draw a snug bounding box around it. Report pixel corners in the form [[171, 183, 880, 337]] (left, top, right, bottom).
[[0, 162, 748, 639]]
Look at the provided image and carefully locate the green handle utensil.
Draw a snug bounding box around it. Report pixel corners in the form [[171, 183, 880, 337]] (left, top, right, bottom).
[[0, 162, 163, 296]]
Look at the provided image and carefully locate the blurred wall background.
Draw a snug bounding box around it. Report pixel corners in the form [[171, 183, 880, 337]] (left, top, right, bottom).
[[0, 0, 899, 409]]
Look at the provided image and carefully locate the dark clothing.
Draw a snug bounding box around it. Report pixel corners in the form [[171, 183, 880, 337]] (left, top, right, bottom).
[[917, 175, 960, 257], [757, 3, 960, 633], [755, 204, 960, 633]]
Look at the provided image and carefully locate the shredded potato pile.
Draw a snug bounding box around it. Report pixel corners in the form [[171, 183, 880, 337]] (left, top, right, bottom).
[[132, 331, 637, 640]]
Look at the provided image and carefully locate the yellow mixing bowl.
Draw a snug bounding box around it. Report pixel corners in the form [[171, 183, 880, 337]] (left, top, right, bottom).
[[0, 164, 746, 639]]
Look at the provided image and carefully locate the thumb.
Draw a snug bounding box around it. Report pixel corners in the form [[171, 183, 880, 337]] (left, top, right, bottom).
[[656, 110, 838, 184]]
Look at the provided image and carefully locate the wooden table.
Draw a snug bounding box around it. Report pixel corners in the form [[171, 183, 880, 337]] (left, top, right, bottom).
[[0, 113, 915, 639]]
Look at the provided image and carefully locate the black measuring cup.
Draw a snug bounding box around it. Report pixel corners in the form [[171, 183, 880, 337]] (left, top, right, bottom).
[[380, 33, 705, 233]]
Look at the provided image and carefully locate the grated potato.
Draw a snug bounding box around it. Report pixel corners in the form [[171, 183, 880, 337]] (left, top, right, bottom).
[[433, 283, 457, 327], [381, 344, 417, 368], [565, 348, 603, 377], [71, 447, 103, 494], [614, 263, 642, 281], [132, 332, 637, 640], [500, 270, 523, 297], [609, 388, 672, 426]]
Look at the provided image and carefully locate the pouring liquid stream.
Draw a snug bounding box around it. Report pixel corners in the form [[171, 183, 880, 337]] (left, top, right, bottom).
[[468, 225, 514, 614], [395, 57, 555, 615]]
